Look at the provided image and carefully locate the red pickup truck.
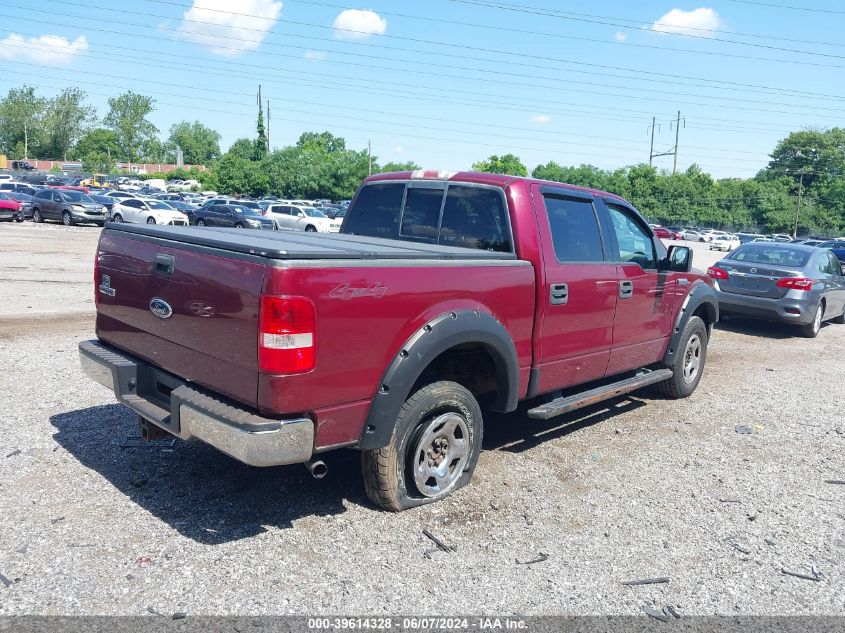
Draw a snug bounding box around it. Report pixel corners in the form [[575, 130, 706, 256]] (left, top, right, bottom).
[[79, 171, 717, 511]]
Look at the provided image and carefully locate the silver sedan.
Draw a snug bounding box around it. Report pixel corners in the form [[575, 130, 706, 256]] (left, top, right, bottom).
[[709, 243, 845, 337]]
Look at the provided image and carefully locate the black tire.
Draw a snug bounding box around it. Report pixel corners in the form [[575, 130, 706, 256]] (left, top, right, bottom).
[[656, 315, 708, 399], [197, 219, 206, 226], [234, 223, 244, 229], [832, 306, 845, 325], [111, 214, 123, 223], [361, 381, 483, 512], [62, 211, 74, 226], [32, 208, 43, 223], [146, 216, 156, 224], [305, 225, 317, 232], [799, 302, 824, 338]]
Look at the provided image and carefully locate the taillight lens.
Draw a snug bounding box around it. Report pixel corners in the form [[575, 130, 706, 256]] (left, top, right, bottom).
[[707, 266, 729, 280], [258, 296, 316, 374], [775, 277, 815, 291]]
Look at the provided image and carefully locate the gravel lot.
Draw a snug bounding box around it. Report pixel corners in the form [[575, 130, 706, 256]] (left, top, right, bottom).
[[1, 222, 843, 616]]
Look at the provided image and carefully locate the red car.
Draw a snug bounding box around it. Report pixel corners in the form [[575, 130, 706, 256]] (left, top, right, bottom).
[[79, 171, 717, 510], [49, 185, 90, 194], [0, 192, 23, 222], [653, 227, 681, 240]]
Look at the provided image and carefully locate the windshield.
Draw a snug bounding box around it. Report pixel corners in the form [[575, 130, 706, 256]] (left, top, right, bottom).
[[146, 200, 175, 210], [728, 244, 810, 268], [230, 205, 263, 217], [304, 208, 327, 218], [61, 191, 95, 203]]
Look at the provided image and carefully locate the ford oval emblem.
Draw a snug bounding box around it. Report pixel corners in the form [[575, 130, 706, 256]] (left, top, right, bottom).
[[149, 297, 173, 319]]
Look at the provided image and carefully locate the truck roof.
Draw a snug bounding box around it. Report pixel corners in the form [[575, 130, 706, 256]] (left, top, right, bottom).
[[365, 171, 628, 204]]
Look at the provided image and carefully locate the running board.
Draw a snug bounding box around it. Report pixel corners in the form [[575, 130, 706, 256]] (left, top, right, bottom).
[[526, 368, 673, 420]]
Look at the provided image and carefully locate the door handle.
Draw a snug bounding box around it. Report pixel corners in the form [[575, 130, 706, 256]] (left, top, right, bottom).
[[619, 280, 634, 299], [550, 283, 568, 305]]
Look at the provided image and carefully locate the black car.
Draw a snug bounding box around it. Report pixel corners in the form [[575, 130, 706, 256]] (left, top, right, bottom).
[[194, 203, 275, 230], [91, 194, 118, 213], [12, 160, 35, 171], [321, 206, 346, 220], [30, 189, 109, 226]]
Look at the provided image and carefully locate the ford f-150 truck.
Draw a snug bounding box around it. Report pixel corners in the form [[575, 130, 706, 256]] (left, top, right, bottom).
[[79, 171, 718, 511]]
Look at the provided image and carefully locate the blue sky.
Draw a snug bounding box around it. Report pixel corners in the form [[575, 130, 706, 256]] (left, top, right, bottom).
[[1, 0, 843, 178]]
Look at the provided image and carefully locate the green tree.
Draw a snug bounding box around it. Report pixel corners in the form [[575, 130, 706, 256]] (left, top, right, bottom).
[[43, 87, 97, 160], [81, 151, 116, 174], [0, 86, 48, 158], [471, 153, 528, 176], [72, 128, 120, 161], [227, 137, 257, 161], [380, 161, 421, 172], [140, 137, 166, 163], [255, 106, 268, 160], [103, 91, 158, 165], [217, 153, 269, 196], [765, 129, 845, 190], [165, 120, 221, 164]]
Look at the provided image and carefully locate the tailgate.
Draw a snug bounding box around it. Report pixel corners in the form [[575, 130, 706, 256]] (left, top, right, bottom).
[[95, 230, 267, 408]]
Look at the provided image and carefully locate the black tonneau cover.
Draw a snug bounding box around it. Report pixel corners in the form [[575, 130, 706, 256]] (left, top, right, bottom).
[[106, 224, 518, 261]]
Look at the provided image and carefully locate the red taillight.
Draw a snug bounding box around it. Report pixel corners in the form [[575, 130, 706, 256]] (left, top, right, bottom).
[[775, 277, 814, 291], [258, 296, 316, 374], [707, 266, 729, 280]]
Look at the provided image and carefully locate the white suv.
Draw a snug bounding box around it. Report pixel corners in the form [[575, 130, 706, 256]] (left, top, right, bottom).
[[265, 204, 342, 233]]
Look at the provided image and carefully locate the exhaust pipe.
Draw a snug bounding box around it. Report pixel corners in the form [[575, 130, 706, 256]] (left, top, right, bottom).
[[305, 459, 328, 479]]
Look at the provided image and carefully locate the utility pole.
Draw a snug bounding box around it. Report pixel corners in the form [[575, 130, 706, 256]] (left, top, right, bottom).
[[672, 110, 681, 175], [793, 167, 805, 238], [23, 121, 28, 160], [648, 116, 656, 167], [648, 112, 683, 172], [266, 99, 271, 152], [368, 140, 372, 176]]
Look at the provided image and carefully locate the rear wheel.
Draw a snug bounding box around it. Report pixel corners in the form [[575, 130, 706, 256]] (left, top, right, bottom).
[[62, 211, 74, 226], [305, 225, 317, 232], [197, 219, 206, 226], [111, 214, 123, 223], [32, 208, 43, 223], [361, 381, 483, 511], [146, 217, 156, 224], [234, 223, 244, 228], [656, 315, 708, 399], [800, 303, 824, 338]]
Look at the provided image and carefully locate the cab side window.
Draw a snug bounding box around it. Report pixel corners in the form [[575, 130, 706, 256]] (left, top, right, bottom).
[[606, 203, 657, 270], [542, 195, 605, 262]]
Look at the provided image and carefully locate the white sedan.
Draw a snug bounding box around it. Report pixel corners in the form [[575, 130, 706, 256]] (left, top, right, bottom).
[[110, 198, 189, 225], [265, 203, 342, 233], [709, 234, 741, 251]]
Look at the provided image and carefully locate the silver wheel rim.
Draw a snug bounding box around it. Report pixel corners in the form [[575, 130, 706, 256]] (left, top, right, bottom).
[[813, 306, 822, 333], [147, 217, 155, 224], [63, 213, 70, 225], [411, 412, 470, 498], [113, 215, 121, 223], [682, 333, 702, 384]]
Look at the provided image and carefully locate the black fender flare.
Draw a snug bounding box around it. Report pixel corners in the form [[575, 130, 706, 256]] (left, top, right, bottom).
[[357, 309, 520, 450], [664, 281, 719, 366]]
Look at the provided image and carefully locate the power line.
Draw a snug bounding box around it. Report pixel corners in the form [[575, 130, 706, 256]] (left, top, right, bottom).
[[445, 0, 845, 59], [9, 2, 845, 106], [0, 67, 772, 165], [4, 8, 844, 122], [726, 0, 845, 15]]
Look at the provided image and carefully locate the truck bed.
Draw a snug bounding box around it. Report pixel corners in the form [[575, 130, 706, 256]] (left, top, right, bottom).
[[109, 224, 519, 260]]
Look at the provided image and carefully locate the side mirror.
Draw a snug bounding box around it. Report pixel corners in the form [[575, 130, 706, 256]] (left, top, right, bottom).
[[665, 245, 692, 272]]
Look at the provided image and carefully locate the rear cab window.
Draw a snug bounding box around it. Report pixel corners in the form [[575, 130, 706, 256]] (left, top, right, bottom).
[[343, 181, 512, 252]]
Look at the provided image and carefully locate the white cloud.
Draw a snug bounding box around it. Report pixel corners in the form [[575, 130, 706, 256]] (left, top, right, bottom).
[[177, 0, 282, 56], [304, 50, 328, 61], [333, 9, 387, 41], [614, 31, 627, 42], [0, 33, 88, 64], [394, 146, 405, 154], [651, 7, 723, 38], [530, 115, 551, 124]]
